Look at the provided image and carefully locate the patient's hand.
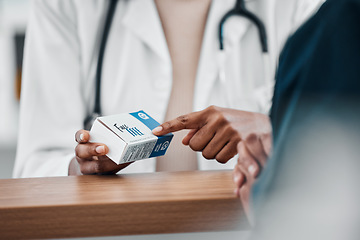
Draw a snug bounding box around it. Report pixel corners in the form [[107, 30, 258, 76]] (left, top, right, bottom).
[[68, 130, 131, 175], [152, 105, 272, 164], [233, 133, 272, 220]]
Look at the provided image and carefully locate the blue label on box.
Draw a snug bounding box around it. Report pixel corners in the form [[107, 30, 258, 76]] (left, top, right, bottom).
[[130, 110, 173, 157], [149, 135, 174, 158], [130, 110, 160, 130]]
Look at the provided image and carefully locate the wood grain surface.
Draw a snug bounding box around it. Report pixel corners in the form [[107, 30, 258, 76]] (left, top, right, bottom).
[[0, 170, 249, 239]]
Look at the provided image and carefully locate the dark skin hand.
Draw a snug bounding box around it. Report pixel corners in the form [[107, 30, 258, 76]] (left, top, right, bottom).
[[152, 105, 271, 164], [152, 105, 272, 217], [68, 130, 131, 175]]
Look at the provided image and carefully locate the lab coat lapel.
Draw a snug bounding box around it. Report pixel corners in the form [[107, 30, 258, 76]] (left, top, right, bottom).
[[121, 0, 170, 62], [194, 0, 251, 111]]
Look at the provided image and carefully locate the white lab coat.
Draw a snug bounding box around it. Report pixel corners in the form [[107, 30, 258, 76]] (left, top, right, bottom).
[[14, 0, 323, 178]]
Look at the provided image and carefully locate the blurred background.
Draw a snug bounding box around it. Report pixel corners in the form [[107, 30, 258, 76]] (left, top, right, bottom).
[[0, 1, 246, 239], [1, 1, 359, 240], [0, 0, 29, 179]]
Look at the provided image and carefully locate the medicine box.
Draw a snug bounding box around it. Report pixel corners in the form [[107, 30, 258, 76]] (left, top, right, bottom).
[[90, 110, 173, 164]]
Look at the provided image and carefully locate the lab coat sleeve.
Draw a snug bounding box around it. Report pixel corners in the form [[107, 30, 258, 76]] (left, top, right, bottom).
[[13, 0, 86, 177]]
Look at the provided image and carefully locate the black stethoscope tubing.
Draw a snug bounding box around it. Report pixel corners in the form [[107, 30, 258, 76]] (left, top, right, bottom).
[[219, 0, 268, 52], [84, 0, 118, 129], [84, 0, 268, 129]]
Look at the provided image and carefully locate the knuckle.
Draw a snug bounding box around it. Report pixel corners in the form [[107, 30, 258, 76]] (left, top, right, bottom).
[[176, 115, 189, 127], [245, 133, 259, 144], [216, 155, 228, 164], [232, 135, 242, 145], [223, 125, 236, 136], [189, 140, 203, 152], [202, 150, 215, 160], [207, 105, 218, 113], [214, 113, 228, 126]]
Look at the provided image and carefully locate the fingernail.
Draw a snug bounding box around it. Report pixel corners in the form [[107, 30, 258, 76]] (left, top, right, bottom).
[[248, 165, 257, 176], [152, 126, 163, 134], [79, 133, 84, 141], [95, 145, 105, 154], [233, 173, 240, 183]]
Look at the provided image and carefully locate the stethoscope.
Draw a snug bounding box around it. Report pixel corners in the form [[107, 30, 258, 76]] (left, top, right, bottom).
[[84, 0, 270, 130], [217, 0, 272, 110]]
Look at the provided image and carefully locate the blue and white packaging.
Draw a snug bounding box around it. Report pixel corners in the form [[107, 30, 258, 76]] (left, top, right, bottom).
[[90, 110, 173, 164]]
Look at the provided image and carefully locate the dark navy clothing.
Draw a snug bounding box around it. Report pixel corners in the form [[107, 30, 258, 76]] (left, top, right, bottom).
[[251, 0, 360, 237], [271, 0, 360, 139]]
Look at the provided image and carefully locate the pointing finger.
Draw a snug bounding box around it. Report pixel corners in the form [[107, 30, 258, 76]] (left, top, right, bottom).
[[152, 111, 205, 136]]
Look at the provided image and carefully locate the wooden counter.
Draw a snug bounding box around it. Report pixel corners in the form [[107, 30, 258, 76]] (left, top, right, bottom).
[[0, 170, 249, 239]]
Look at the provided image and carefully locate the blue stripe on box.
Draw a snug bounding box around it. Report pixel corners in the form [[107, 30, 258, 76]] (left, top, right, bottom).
[[149, 134, 174, 158], [130, 110, 173, 158], [130, 110, 161, 130]]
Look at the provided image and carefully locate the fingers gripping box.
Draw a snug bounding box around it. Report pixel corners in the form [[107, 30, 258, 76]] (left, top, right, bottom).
[[90, 110, 173, 164]]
